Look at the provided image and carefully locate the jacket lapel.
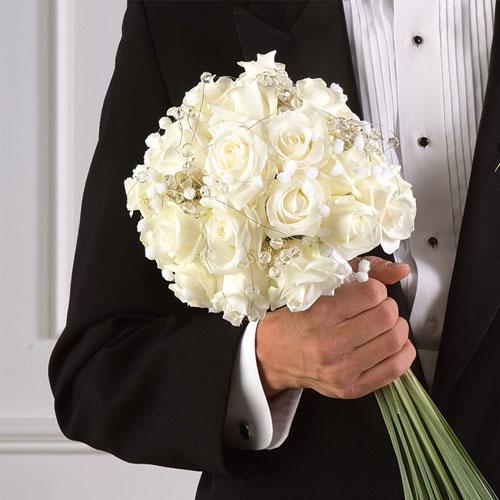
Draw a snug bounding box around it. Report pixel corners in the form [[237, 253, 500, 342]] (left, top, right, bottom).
[[431, 3, 500, 404], [233, 0, 427, 388]]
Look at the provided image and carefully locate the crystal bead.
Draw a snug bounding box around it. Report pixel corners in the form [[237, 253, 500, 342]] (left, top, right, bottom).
[[200, 247, 212, 260], [239, 255, 251, 268], [388, 136, 400, 149], [215, 180, 229, 193], [245, 285, 254, 299], [274, 259, 285, 269], [289, 96, 303, 109], [164, 174, 176, 188], [258, 251, 272, 265], [181, 202, 196, 216], [200, 72, 214, 83], [269, 237, 284, 250], [278, 249, 292, 262], [290, 247, 301, 258], [173, 192, 184, 204], [183, 105, 196, 117], [181, 143, 193, 157], [268, 266, 281, 279], [278, 89, 292, 102]]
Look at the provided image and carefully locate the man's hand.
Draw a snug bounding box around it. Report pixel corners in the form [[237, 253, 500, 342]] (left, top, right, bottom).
[[255, 256, 416, 400]]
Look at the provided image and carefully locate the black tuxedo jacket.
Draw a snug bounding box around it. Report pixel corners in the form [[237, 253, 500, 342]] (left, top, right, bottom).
[[48, 1, 500, 498]]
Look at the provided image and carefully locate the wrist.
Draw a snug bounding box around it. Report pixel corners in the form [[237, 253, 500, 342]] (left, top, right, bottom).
[[255, 310, 296, 399]]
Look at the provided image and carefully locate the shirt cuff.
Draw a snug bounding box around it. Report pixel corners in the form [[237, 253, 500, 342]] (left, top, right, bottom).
[[222, 320, 302, 450]]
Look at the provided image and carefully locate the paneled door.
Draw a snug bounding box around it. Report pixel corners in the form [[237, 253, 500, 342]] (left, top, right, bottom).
[[0, 2, 200, 498]]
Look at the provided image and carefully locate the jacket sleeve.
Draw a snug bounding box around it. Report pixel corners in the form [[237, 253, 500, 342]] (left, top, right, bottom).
[[48, 0, 280, 478]]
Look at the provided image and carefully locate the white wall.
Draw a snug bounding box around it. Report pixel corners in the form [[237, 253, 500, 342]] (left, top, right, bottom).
[[0, 1, 200, 498]]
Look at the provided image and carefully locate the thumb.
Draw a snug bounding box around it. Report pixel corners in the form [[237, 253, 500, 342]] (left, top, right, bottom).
[[349, 255, 411, 285]]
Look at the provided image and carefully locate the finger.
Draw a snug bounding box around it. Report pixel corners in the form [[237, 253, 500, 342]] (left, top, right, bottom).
[[350, 255, 410, 285], [316, 278, 387, 324], [342, 317, 409, 377], [352, 340, 416, 398], [325, 298, 400, 360]]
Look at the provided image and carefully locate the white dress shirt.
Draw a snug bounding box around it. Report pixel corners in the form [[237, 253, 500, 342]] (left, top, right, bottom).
[[223, 0, 495, 451]]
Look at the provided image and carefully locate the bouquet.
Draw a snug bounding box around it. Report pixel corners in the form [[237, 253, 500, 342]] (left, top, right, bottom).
[[124, 50, 496, 499]]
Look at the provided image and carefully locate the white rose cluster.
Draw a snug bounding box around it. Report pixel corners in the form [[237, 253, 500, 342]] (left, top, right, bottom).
[[124, 50, 416, 326]]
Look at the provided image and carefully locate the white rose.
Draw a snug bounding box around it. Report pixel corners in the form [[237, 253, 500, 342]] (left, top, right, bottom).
[[180, 76, 234, 146], [317, 156, 357, 197], [381, 186, 416, 254], [319, 195, 381, 260], [124, 175, 148, 214], [203, 203, 264, 274], [296, 78, 348, 115], [143, 121, 187, 175], [205, 123, 270, 208], [168, 262, 218, 309], [268, 244, 350, 312], [211, 268, 269, 326], [183, 75, 233, 111], [265, 108, 328, 168], [209, 79, 278, 134], [149, 201, 204, 266], [124, 165, 165, 218], [266, 177, 327, 238], [355, 166, 416, 253], [336, 146, 373, 181]]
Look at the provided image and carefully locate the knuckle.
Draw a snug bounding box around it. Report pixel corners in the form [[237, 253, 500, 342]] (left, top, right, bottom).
[[390, 356, 409, 379], [406, 341, 417, 362], [311, 296, 329, 317], [386, 329, 405, 352], [309, 297, 334, 327], [364, 278, 387, 304], [386, 319, 409, 352], [377, 298, 399, 329], [339, 381, 364, 400]]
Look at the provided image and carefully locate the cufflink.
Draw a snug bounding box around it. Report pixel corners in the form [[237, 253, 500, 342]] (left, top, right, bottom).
[[239, 421, 251, 440]]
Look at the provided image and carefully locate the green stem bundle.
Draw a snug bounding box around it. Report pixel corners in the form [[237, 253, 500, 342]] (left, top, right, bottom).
[[374, 369, 497, 499]]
